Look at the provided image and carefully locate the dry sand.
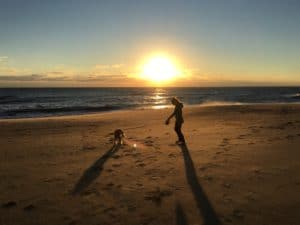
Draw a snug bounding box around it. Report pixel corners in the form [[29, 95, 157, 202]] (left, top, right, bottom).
[[0, 104, 300, 225]]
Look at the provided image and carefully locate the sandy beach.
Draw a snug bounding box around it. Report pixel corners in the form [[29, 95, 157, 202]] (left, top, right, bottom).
[[0, 104, 300, 225]]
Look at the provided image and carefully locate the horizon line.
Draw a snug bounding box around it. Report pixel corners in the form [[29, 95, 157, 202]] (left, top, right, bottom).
[[0, 85, 299, 89]]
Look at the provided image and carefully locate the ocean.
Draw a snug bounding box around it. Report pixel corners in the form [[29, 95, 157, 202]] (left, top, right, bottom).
[[0, 87, 299, 119]]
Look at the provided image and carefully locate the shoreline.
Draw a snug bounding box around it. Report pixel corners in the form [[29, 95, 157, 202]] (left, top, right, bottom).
[[1, 102, 300, 121]]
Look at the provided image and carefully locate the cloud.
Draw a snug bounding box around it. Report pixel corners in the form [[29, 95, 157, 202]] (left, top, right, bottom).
[[0, 56, 32, 75], [0, 74, 46, 81], [111, 64, 124, 68], [94, 65, 110, 70], [0, 74, 74, 82], [93, 64, 126, 75], [0, 56, 8, 63], [77, 74, 128, 82], [94, 64, 124, 69], [0, 73, 132, 83]]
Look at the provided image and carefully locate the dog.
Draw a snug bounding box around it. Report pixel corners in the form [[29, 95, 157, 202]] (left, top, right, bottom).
[[113, 129, 125, 145]]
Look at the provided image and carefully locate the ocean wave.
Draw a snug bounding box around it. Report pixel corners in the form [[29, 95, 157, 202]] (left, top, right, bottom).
[[2, 105, 122, 117], [1, 87, 300, 119], [200, 101, 244, 106], [0, 96, 68, 105], [290, 93, 300, 99], [0, 95, 22, 104]]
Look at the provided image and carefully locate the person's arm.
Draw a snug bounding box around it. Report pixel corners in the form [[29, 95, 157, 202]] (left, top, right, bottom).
[[165, 110, 175, 125]]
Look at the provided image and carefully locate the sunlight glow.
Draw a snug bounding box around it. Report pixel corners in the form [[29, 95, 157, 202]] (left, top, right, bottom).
[[141, 55, 180, 83]]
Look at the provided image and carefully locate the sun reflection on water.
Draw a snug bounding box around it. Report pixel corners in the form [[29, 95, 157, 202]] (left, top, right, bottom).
[[150, 88, 170, 109]]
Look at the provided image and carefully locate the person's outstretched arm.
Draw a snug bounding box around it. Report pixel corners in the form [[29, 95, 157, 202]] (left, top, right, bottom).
[[165, 110, 175, 125]]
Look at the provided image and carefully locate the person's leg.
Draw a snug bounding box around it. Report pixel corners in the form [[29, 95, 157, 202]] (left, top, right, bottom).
[[178, 123, 185, 143], [174, 122, 179, 141], [175, 122, 185, 143]]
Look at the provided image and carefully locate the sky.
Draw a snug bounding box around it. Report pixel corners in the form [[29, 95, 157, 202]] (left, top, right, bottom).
[[0, 0, 300, 87]]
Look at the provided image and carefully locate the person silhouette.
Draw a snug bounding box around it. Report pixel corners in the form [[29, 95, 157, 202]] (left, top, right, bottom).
[[165, 97, 185, 145]]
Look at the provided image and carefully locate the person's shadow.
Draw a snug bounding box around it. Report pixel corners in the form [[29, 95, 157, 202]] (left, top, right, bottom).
[[178, 143, 221, 225], [176, 202, 189, 225], [71, 143, 121, 195]]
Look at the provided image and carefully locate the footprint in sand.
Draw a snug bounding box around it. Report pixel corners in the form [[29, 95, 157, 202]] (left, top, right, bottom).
[[105, 132, 114, 137], [223, 183, 232, 189], [286, 135, 294, 140], [237, 134, 247, 139], [68, 220, 77, 225], [145, 142, 154, 147], [223, 217, 233, 223], [168, 143, 177, 147], [245, 192, 256, 201], [1, 201, 17, 209], [144, 137, 156, 147], [199, 166, 208, 172], [219, 138, 230, 147], [112, 154, 121, 159], [82, 145, 97, 150], [144, 188, 173, 205], [222, 194, 233, 203], [253, 168, 261, 173], [23, 204, 36, 212], [168, 153, 177, 158], [123, 148, 133, 153], [112, 163, 121, 167], [231, 209, 244, 220], [106, 182, 114, 187], [132, 152, 141, 157], [202, 175, 213, 181], [103, 207, 116, 213], [127, 205, 137, 212]]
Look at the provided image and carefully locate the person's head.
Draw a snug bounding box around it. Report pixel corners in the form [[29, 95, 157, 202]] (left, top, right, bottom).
[[171, 97, 181, 106]]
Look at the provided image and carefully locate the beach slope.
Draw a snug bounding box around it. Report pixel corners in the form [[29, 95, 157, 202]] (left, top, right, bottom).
[[1, 104, 300, 225]]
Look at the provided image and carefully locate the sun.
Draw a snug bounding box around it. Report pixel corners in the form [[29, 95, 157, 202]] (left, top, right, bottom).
[[141, 55, 180, 83]]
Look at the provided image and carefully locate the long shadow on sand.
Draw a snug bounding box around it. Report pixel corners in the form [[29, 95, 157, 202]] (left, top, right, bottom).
[[71, 143, 121, 195], [176, 202, 189, 225], [179, 143, 221, 225]]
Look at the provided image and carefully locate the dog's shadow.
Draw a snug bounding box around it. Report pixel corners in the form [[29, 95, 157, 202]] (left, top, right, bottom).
[[71, 143, 121, 195]]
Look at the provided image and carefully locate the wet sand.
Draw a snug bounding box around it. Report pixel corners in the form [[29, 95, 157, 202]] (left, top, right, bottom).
[[0, 104, 300, 225]]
